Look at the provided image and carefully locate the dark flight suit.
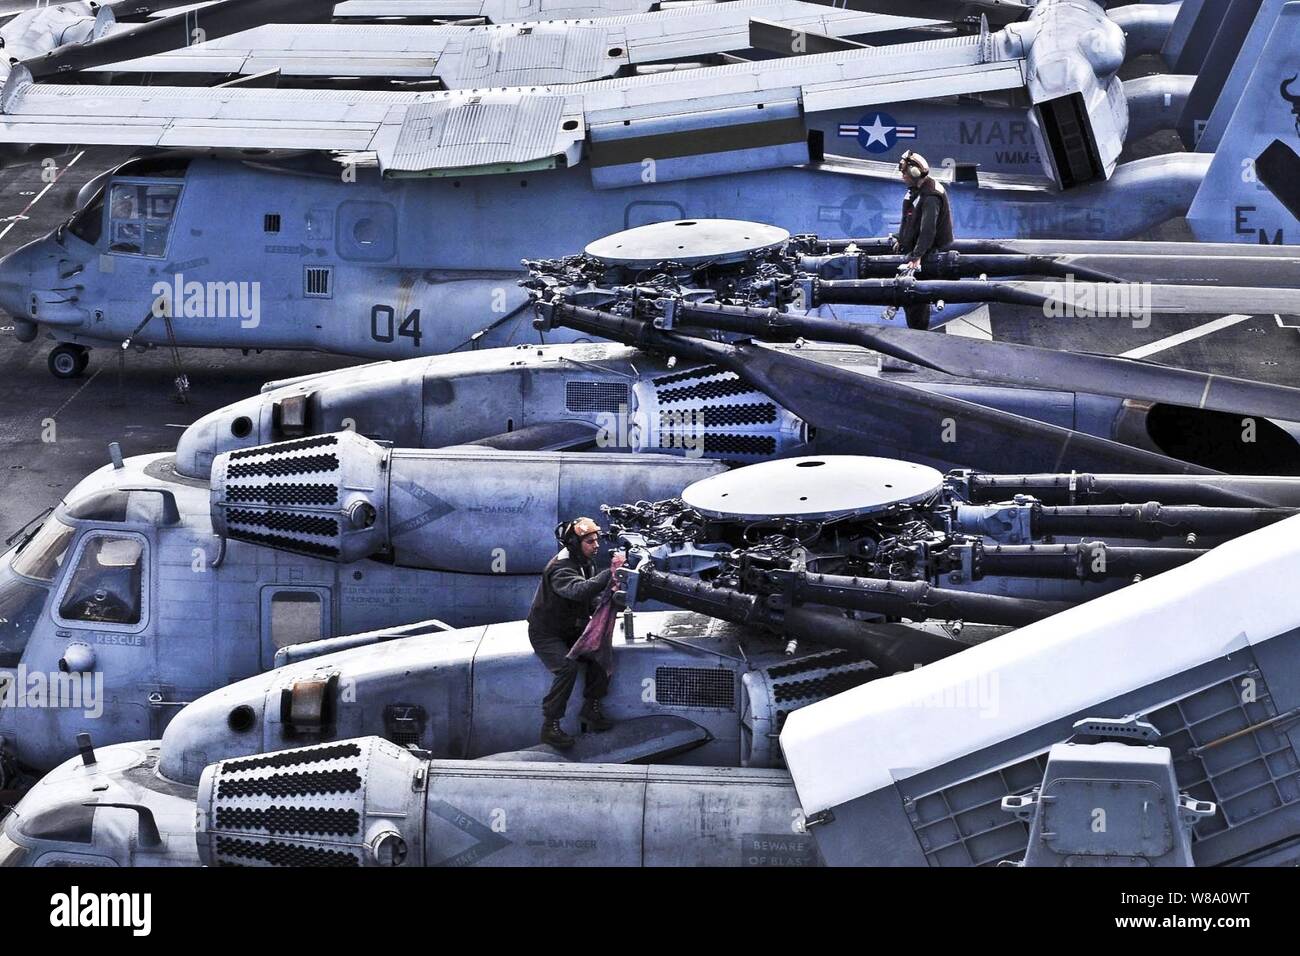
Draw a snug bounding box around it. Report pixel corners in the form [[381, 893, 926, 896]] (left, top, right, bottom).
[[895, 177, 955, 330], [526, 551, 612, 719]]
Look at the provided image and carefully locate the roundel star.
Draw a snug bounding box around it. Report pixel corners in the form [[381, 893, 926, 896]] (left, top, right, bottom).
[[860, 114, 896, 150]]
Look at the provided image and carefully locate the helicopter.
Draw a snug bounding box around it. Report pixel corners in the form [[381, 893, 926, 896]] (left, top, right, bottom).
[[1, 0, 1294, 378]]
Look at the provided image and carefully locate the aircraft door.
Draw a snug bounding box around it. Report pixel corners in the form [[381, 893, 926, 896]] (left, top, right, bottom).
[[259, 586, 332, 669]]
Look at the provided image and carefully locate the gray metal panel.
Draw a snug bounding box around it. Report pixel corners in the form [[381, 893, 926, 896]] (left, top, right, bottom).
[[0, 78, 410, 153], [387, 93, 580, 174], [94, 23, 452, 78], [815, 639, 1300, 866]]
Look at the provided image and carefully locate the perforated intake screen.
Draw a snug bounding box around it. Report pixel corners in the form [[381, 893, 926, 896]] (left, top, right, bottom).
[[655, 666, 736, 710], [565, 381, 629, 414]]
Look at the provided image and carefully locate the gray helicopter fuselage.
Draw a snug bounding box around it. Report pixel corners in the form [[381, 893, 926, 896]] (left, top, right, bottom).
[[0, 739, 201, 868], [0, 608, 845, 868], [0, 149, 1208, 360], [0, 455, 509, 774], [177, 340, 1265, 497], [0, 436, 717, 775]]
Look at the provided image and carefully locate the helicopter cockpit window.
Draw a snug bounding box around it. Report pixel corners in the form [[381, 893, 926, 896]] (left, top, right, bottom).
[[107, 182, 182, 257], [67, 186, 105, 246], [0, 515, 75, 666], [11, 515, 75, 582], [56, 533, 146, 628]]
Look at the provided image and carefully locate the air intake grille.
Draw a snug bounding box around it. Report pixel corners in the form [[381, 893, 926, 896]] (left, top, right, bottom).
[[216, 836, 360, 867], [764, 649, 879, 734], [905, 754, 1050, 867], [228, 434, 338, 461], [304, 266, 333, 298], [1147, 668, 1300, 843], [658, 376, 755, 404], [225, 483, 338, 506], [224, 741, 361, 772], [384, 703, 427, 749], [655, 666, 736, 710], [200, 738, 420, 868], [216, 805, 361, 837], [1038, 92, 1102, 188], [213, 431, 386, 563], [218, 767, 361, 799], [698, 403, 777, 427], [565, 381, 629, 414], [228, 453, 338, 479], [640, 366, 804, 464]]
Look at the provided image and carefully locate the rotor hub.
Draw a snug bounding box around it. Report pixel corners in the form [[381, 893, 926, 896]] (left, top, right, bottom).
[[584, 219, 789, 269], [681, 455, 944, 522]]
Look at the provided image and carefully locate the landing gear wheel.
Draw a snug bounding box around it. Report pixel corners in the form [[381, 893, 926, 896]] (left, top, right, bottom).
[[48, 344, 86, 379]]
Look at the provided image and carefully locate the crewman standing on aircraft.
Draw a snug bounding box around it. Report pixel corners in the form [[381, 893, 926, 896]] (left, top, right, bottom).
[[891, 149, 955, 330], [526, 517, 626, 750]]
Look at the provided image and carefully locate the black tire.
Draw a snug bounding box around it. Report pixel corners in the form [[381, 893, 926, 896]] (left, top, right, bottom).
[[74, 349, 90, 374], [48, 345, 84, 379]]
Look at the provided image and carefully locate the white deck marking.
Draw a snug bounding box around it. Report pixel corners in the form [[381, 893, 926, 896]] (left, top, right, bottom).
[[1120, 314, 1253, 360], [942, 305, 993, 340], [0, 150, 85, 242]]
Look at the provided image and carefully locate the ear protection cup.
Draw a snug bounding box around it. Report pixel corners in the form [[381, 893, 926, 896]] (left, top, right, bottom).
[[899, 150, 929, 180], [556, 520, 577, 547]]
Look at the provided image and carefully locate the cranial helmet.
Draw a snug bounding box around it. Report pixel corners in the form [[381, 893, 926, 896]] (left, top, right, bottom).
[[899, 149, 930, 181], [557, 516, 602, 548]]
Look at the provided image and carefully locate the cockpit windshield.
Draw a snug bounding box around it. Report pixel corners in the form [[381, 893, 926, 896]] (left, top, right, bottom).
[[106, 182, 182, 257], [0, 566, 48, 668], [66, 186, 104, 246], [11, 515, 75, 582], [0, 516, 74, 666]]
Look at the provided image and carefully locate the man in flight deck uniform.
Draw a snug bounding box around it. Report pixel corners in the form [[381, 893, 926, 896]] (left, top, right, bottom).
[[891, 149, 955, 330], [526, 517, 626, 749]]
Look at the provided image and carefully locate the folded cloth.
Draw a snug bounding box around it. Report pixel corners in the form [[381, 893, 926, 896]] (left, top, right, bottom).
[[567, 579, 617, 676]]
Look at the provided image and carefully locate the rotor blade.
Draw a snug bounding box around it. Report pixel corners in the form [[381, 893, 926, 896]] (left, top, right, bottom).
[[865, 327, 1300, 423], [803, 240, 1300, 287], [820, 278, 1300, 314], [1002, 280, 1300, 316], [23, 0, 336, 78], [671, 303, 1300, 423], [540, 302, 1215, 475], [817, 278, 1051, 308], [705, 337, 1215, 475], [796, 0, 1031, 28], [839, 253, 1124, 283]]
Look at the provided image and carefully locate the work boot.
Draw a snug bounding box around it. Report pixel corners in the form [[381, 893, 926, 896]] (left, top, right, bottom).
[[579, 699, 613, 732], [540, 718, 575, 750]]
